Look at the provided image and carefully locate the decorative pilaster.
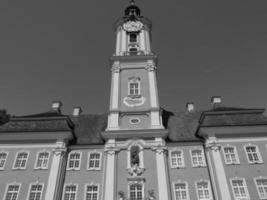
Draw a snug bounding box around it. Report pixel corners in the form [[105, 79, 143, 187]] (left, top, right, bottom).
[[103, 139, 120, 200], [205, 138, 231, 200], [107, 62, 121, 130], [45, 142, 67, 200], [146, 62, 163, 129], [152, 138, 170, 200]]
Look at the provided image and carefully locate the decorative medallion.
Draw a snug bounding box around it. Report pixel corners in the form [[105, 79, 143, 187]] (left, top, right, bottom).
[[123, 21, 143, 32], [123, 96, 145, 107]]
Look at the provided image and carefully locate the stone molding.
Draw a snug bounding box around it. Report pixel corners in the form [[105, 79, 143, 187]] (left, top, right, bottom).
[[145, 63, 157, 71], [205, 139, 221, 152], [111, 63, 121, 73]]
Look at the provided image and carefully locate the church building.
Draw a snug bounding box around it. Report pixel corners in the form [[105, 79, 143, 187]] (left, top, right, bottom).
[[0, 1, 267, 200]]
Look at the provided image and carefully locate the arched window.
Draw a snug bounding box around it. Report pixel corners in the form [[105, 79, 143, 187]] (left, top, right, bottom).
[[130, 146, 140, 167]]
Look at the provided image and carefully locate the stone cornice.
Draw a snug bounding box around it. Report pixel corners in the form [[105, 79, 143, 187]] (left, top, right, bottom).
[[101, 129, 168, 140]]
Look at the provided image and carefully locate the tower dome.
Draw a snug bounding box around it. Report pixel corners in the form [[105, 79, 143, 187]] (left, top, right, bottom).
[[124, 0, 141, 19]]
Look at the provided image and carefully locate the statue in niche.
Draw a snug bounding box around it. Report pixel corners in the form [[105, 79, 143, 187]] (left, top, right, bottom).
[[128, 145, 145, 176], [130, 146, 140, 167]]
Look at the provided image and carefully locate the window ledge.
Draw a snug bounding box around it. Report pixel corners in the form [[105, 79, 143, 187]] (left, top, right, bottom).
[[248, 161, 264, 165], [12, 168, 27, 171], [171, 166, 185, 169], [192, 165, 206, 168], [34, 167, 49, 170], [225, 162, 240, 165], [87, 168, 101, 171], [66, 168, 80, 171]]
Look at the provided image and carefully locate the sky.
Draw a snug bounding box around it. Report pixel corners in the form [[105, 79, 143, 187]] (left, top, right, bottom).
[[0, 0, 267, 116]]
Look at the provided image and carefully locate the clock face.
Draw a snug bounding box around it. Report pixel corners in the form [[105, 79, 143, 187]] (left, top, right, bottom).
[[123, 21, 143, 32]]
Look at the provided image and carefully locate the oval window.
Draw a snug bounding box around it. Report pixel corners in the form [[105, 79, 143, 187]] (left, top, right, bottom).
[[130, 118, 140, 124]]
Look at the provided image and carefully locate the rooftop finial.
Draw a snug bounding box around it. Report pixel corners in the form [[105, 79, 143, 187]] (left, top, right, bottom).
[[130, 0, 135, 5]]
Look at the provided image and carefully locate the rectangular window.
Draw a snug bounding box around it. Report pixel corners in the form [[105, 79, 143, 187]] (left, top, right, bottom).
[[63, 185, 77, 200], [67, 152, 81, 170], [88, 152, 101, 170], [13, 152, 29, 169], [174, 182, 189, 200], [129, 82, 140, 96], [129, 33, 137, 43], [231, 179, 249, 199], [4, 184, 20, 200], [245, 145, 262, 164], [129, 184, 143, 200], [85, 185, 99, 200], [191, 149, 205, 167], [170, 150, 184, 168], [0, 152, 8, 169], [255, 178, 267, 199], [223, 146, 239, 164], [196, 181, 212, 200], [28, 184, 43, 200], [35, 152, 50, 169]]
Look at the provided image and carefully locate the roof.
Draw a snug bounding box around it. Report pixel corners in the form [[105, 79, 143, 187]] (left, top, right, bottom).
[[0, 111, 72, 133], [0, 106, 266, 144], [162, 109, 202, 142], [70, 114, 107, 145], [200, 106, 267, 127]]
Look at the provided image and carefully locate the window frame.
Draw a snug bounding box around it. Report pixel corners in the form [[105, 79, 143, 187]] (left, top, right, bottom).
[[34, 151, 50, 170], [67, 151, 82, 171], [195, 180, 213, 200], [3, 182, 21, 200], [254, 177, 267, 199], [222, 145, 240, 165], [128, 77, 141, 97], [128, 182, 145, 200], [62, 183, 78, 200], [173, 180, 190, 200], [244, 144, 263, 164], [26, 182, 44, 200], [87, 151, 102, 170], [0, 151, 8, 170], [84, 183, 100, 200], [13, 151, 29, 170], [128, 33, 138, 43], [169, 149, 185, 169], [190, 149, 206, 167], [230, 177, 250, 200]]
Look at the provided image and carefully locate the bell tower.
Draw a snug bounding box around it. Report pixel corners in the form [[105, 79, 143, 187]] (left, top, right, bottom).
[[107, 0, 164, 131], [102, 2, 170, 200]]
